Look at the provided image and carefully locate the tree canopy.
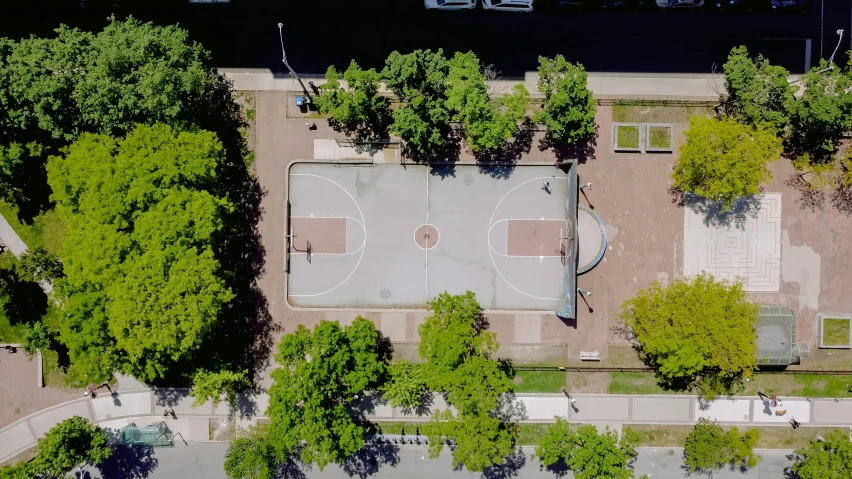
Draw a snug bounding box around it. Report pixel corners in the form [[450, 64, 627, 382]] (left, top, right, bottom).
[[446, 52, 528, 152], [673, 116, 781, 209], [316, 60, 392, 140], [266, 318, 387, 470], [787, 60, 852, 165], [48, 123, 235, 384], [379, 360, 427, 410], [0, 16, 228, 219], [31, 416, 112, 478], [191, 369, 250, 408], [224, 425, 278, 479], [418, 291, 515, 471], [382, 49, 452, 156], [534, 55, 596, 143], [619, 273, 759, 398], [684, 419, 759, 472], [792, 429, 852, 479], [534, 419, 640, 479], [721, 46, 796, 135]]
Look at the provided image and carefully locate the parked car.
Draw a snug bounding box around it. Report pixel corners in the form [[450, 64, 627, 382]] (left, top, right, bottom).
[[602, 0, 653, 9], [771, 0, 814, 11], [482, 0, 534, 12], [656, 0, 704, 7], [424, 0, 477, 9], [715, 0, 770, 10]]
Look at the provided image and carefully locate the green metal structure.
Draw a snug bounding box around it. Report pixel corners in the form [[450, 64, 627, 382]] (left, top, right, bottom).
[[119, 422, 174, 447]]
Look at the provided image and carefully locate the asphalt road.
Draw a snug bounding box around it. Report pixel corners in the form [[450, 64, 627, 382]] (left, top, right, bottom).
[[1, 0, 850, 76], [84, 443, 796, 479]]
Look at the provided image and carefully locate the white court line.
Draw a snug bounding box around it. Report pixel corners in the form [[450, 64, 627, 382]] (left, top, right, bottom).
[[289, 174, 367, 297], [425, 170, 429, 305], [288, 216, 366, 257], [490, 218, 566, 258], [488, 176, 565, 302]]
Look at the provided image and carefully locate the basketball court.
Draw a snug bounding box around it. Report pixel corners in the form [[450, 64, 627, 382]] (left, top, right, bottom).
[[286, 161, 578, 314]]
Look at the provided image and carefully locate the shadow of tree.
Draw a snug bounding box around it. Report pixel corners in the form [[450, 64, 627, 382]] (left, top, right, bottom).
[[785, 174, 825, 212], [830, 185, 852, 215], [542, 458, 569, 478], [341, 443, 401, 478], [474, 118, 536, 180], [0, 267, 47, 325], [674, 190, 762, 229], [95, 445, 159, 479], [538, 127, 598, 165], [482, 448, 526, 479]]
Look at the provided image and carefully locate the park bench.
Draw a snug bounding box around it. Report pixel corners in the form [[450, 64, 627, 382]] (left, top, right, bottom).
[[580, 351, 601, 361]]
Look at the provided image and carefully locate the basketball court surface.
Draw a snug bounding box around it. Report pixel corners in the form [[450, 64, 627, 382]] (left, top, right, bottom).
[[286, 162, 577, 312]]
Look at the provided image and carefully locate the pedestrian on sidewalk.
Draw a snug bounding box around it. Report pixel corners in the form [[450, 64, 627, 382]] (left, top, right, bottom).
[[789, 418, 800, 429], [542, 181, 551, 194]]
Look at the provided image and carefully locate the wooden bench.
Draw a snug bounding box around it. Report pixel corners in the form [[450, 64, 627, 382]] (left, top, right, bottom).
[[580, 351, 601, 361]]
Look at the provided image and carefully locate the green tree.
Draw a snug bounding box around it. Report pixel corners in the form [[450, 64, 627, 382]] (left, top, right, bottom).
[[721, 46, 796, 135], [382, 49, 451, 155], [379, 360, 427, 410], [0, 463, 31, 479], [315, 61, 392, 139], [48, 123, 235, 384], [418, 291, 515, 471], [191, 369, 250, 408], [266, 318, 387, 470], [446, 52, 528, 152], [684, 419, 759, 472], [224, 425, 278, 479], [17, 247, 64, 282], [788, 60, 852, 173], [792, 429, 852, 479], [29, 416, 112, 478], [0, 16, 228, 217], [534, 55, 596, 143], [425, 409, 516, 473], [619, 273, 759, 398], [673, 116, 781, 209], [21, 321, 51, 357], [534, 420, 640, 479]]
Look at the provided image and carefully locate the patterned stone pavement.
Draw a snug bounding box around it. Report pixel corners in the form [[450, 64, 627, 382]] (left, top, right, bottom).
[[683, 193, 782, 292]]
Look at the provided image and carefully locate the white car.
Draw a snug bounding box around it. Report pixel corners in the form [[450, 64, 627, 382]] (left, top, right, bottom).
[[482, 0, 534, 12], [656, 0, 704, 6], [424, 0, 477, 9]]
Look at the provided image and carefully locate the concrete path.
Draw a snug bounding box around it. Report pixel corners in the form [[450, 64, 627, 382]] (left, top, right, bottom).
[[220, 69, 737, 101], [0, 213, 27, 257], [82, 442, 796, 479], [2, 390, 850, 464]]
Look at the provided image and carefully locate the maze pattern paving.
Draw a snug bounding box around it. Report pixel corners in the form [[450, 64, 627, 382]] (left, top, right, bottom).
[[683, 194, 781, 292]]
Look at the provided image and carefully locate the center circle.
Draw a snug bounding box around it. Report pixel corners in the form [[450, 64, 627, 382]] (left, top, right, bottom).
[[414, 224, 440, 250]]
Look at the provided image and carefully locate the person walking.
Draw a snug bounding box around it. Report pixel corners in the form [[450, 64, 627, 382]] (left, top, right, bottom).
[[542, 181, 551, 193]]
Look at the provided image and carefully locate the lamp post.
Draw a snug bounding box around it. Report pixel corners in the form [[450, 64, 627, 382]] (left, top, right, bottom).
[[277, 23, 310, 98], [791, 29, 843, 84]]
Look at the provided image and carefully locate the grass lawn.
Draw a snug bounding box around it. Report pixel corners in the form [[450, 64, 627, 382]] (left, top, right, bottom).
[[616, 126, 640, 149], [611, 103, 712, 123], [513, 370, 566, 393], [648, 126, 672, 149], [609, 371, 852, 398], [629, 424, 846, 449], [518, 424, 552, 445], [0, 200, 64, 255], [608, 372, 674, 395], [822, 318, 851, 347]]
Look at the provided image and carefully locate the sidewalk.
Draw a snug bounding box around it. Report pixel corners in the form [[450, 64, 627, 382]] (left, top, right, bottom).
[[218, 68, 749, 101], [2, 390, 850, 464]]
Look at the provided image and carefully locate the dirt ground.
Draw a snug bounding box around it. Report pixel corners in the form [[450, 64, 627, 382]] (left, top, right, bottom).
[[0, 351, 78, 428]]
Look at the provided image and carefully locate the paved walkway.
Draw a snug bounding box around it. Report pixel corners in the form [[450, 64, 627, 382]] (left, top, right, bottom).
[[0, 213, 27, 257], [220, 69, 734, 100], [2, 390, 851, 464]]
